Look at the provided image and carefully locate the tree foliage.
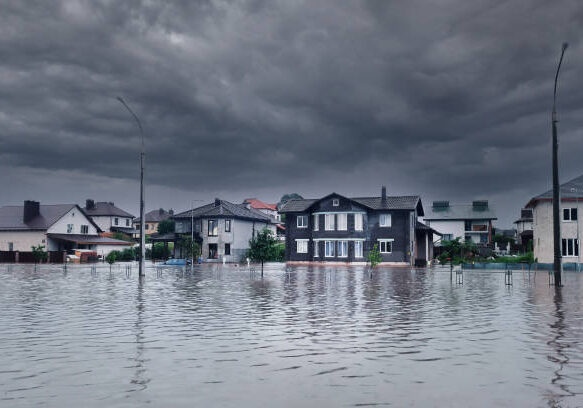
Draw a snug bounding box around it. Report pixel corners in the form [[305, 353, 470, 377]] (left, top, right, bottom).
[[31, 245, 48, 263], [438, 237, 478, 265], [179, 236, 201, 260], [157, 219, 176, 234], [367, 244, 383, 268], [248, 228, 278, 276], [105, 251, 117, 265]]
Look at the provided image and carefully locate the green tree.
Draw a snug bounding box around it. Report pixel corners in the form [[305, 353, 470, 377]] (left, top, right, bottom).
[[105, 251, 117, 272], [248, 228, 278, 277], [112, 232, 133, 242], [31, 245, 48, 264], [179, 236, 201, 261], [438, 237, 478, 265], [367, 243, 383, 268], [157, 219, 175, 234]]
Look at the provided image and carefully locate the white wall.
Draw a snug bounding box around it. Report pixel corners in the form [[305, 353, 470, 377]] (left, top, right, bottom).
[[90, 215, 133, 232], [533, 200, 583, 263], [48, 207, 99, 235], [425, 220, 464, 244], [0, 231, 46, 251]]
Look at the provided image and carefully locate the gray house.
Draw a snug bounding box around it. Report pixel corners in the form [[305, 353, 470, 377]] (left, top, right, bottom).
[[279, 187, 438, 266], [173, 199, 276, 262]]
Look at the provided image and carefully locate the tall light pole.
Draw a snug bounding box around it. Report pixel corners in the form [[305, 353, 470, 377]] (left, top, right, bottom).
[[551, 43, 568, 287], [117, 97, 146, 277]]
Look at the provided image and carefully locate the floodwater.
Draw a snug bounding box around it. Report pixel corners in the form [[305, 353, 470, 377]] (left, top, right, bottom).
[[0, 263, 582, 408]]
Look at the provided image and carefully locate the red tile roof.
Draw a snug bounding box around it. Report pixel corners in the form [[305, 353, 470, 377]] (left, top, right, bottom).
[[243, 198, 277, 211]]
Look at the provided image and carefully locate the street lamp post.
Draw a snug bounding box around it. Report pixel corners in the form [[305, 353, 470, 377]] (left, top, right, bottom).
[[551, 43, 568, 287], [117, 97, 146, 277]]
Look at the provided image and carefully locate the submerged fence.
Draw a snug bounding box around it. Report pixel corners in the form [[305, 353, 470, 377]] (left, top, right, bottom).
[[0, 251, 66, 264]]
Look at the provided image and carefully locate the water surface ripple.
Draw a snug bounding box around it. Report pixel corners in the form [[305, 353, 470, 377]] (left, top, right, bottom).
[[0, 264, 582, 407]]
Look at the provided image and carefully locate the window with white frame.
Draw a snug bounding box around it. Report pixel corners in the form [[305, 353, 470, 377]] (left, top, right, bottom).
[[325, 214, 335, 230], [80, 225, 88, 234], [313, 214, 319, 231], [314, 241, 319, 257], [325, 240, 335, 257], [297, 215, 308, 228], [378, 240, 393, 253], [563, 208, 578, 221], [208, 220, 218, 236], [296, 239, 308, 253], [337, 240, 348, 257], [354, 213, 363, 231], [114, 217, 119, 226], [337, 213, 347, 230], [354, 241, 363, 258], [562, 238, 579, 256], [126, 219, 130, 226], [379, 214, 391, 227], [225, 219, 231, 232], [67, 224, 73, 233], [332, 198, 339, 206]]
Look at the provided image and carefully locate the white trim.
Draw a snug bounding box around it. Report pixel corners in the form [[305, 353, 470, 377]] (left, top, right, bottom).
[[297, 215, 308, 228], [379, 213, 392, 227], [295, 239, 309, 254], [313, 238, 366, 241], [313, 211, 366, 215], [376, 238, 395, 242], [337, 240, 348, 257], [337, 213, 347, 231], [354, 240, 363, 258], [324, 240, 335, 257], [332, 199, 339, 206], [354, 213, 363, 231]]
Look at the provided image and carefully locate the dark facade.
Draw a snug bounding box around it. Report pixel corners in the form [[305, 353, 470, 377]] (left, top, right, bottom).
[[280, 189, 434, 265]]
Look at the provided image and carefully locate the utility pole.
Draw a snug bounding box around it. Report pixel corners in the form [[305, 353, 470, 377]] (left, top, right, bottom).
[[117, 97, 146, 277], [551, 43, 568, 287]]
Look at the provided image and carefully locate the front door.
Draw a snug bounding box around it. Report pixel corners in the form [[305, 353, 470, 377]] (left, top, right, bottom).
[[208, 244, 218, 259]]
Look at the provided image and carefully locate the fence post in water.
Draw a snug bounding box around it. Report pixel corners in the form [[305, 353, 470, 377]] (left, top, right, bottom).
[[548, 270, 554, 286], [505, 269, 513, 286], [456, 268, 463, 284]]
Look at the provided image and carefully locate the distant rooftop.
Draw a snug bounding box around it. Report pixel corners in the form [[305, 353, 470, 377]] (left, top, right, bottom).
[[526, 174, 583, 207], [424, 200, 497, 221], [83, 200, 134, 218], [0, 203, 101, 232], [134, 208, 174, 223], [243, 198, 277, 211], [173, 199, 273, 223]]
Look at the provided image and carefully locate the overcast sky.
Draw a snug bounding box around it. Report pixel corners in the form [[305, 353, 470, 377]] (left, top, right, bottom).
[[1, 0, 583, 226]]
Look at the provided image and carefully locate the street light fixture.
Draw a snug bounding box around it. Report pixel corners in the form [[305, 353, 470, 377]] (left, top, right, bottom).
[[551, 42, 568, 287], [116, 97, 146, 277]]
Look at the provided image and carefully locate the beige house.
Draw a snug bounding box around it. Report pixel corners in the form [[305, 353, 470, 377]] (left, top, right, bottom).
[[526, 175, 583, 264], [0, 201, 133, 258], [133, 208, 174, 236]]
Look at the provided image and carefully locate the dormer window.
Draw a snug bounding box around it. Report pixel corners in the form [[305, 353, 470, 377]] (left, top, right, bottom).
[[332, 199, 339, 206]]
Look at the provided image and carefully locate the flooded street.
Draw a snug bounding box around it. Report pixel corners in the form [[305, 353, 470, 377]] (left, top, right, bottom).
[[1, 264, 582, 407]]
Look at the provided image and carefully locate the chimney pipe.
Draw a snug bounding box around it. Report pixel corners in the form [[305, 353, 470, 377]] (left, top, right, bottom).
[[381, 186, 387, 203], [86, 199, 95, 210], [23, 200, 40, 223], [214, 198, 221, 207]]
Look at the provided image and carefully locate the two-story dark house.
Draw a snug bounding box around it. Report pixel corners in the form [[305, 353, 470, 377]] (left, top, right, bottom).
[[279, 187, 438, 266]]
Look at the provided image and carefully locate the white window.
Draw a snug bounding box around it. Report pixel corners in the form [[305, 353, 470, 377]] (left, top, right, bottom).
[[379, 214, 391, 227], [114, 217, 119, 226], [225, 219, 231, 232], [332, 198, 339, 207], [313, 214, 319, 231], [314, 241, 319, 257], [337, 240, 348, 257], [354, 241, 363, 258], [296, 240, 308, 253], [67, 224, 73, 233], [354, 213, 363, 231], [297, 215, 308, 228], [325, 241, 335, 257], [563, 208, 578, 221], [562, 238, 579, 256], [325, 214, 335, 231], [378, 240, 393, 253], [337, 213, 347, 230], [80, 225, 88, 234]]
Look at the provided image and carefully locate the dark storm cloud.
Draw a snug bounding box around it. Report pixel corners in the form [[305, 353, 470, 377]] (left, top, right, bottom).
[[1, 0, 583, 224]]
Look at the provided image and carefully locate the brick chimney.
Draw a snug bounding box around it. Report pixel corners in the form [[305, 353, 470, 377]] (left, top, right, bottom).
[[86, 199, 95, 210], [23, 200, 40, 223], [214, 198, 221, 207], [381, 186, 387, 205]]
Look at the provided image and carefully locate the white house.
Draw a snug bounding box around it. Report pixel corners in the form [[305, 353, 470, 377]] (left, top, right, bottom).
[[172, 199, 277, 262], [424, 200, 497, 245], [526, 174, 583, 264], [83, 199, 135, 235], [0, 201, 133, 257]]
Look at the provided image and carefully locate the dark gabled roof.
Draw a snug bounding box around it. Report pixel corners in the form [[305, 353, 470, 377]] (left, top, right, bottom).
[[173, 199, 273, 223], [279, 193, 423, 215], [416, 221, 442, 236], [0, 204, 101, 232], [526, 174, 583, 208], [83, 202, 134, 218], [134, 209, 173, 223], [47, 234, 133, 245]]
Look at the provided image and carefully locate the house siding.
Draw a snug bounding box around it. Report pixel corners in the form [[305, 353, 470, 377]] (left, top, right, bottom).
[[283, 194, 413, 264]]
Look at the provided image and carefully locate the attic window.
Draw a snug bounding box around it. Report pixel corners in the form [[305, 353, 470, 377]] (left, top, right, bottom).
[[332, 199, 339, 206]]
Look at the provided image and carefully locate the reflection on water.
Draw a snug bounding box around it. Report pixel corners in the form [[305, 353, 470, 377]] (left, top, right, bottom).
[[0, 263, 582, 407]]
